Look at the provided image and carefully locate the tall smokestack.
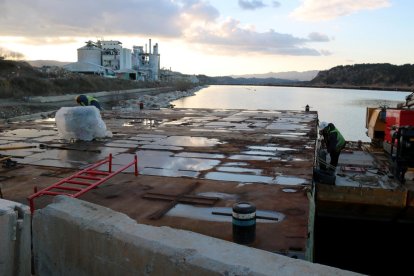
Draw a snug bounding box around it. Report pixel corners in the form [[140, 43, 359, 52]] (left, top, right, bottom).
[[149, 39, 152, 54]]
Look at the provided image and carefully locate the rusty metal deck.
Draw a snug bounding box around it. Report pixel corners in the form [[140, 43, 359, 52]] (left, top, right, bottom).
[[0, 108, 318, 259]]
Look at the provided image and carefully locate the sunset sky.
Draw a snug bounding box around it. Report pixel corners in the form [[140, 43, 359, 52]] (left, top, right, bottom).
[[0, 0, 411, 76]]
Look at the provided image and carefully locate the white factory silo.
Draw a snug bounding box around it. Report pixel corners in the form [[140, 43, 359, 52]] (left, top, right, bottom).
[[120, 48, 132, 70], [149, 43, 160, 81], [77, 41, 102, 65], [67, 38, 160, 81]]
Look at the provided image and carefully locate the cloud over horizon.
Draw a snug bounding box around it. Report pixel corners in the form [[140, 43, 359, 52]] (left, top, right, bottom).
[[185, 18, 329, 56], [0, 0, 330, 57], [291, 0, 391, 21]]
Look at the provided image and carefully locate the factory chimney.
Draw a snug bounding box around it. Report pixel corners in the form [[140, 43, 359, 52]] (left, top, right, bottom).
[[149, 39, 152, 54]]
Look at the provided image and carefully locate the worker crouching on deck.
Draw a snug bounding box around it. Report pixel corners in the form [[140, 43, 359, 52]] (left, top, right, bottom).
[[75, 95, 102, 111], [319, 121, 346, 170]]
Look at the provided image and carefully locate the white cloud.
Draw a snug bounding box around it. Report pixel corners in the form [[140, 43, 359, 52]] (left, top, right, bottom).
[[291, 0, 391, 21], [0, 0, 329, 57], [308, 32, 330, 42], [185, 19, 326, 56], [179, 0, 220, 24], [272, 1, 281, 8], [319, 49, 332, 56], [238, 0, 267, 10], [0, 0, 183, 37]]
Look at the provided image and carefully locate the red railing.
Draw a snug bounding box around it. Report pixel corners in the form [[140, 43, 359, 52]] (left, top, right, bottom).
[[27, 154, 138, 213]]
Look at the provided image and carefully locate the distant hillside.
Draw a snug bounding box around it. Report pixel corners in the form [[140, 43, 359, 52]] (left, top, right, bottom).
[[27, 60, 71, 67], [310, 63, 414, 90], [197, 75, 296, 85], [231, 70, 319, 81]]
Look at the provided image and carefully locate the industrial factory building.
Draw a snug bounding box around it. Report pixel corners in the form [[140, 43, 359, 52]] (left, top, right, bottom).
[[64, 39, 160, 81]]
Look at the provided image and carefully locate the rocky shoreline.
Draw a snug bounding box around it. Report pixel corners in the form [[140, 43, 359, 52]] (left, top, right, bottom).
[[111, 87, 200, 111], [0, 86, 204, 121]]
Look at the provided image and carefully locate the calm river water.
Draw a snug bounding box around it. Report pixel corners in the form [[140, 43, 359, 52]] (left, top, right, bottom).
[[171, 85, 411, 142]]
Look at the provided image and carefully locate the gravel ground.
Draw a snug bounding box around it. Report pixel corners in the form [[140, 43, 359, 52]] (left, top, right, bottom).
[[0, 104, 58, 119]]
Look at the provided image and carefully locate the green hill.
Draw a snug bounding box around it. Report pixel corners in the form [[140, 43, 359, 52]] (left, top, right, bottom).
[[310, 63, 414, 91]]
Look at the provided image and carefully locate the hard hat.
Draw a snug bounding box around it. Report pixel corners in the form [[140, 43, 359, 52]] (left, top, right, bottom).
[[319, 121, 328, 129], [76, 95, 87, 104]]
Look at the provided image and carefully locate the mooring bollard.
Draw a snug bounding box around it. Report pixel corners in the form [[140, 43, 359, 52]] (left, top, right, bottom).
[[232, 202, 256, 244]]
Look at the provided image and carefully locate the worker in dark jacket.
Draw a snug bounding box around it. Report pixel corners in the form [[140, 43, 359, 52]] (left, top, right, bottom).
[[319, 121, 346, 169], [75, 95, 102, 111]]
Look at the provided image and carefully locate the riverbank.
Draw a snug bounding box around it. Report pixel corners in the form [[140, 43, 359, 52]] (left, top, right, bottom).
[[0, 86, 204, 122]]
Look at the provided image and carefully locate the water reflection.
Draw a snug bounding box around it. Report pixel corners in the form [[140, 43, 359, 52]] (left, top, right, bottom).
[[160, 136, 222, 147], [274, 176, 308, 185], [204, 172, 274, 183], [216, 166, 262, 175], [2, 129, 57, 138], [112, 151, 221, 178], [171, 85, 411, 141]]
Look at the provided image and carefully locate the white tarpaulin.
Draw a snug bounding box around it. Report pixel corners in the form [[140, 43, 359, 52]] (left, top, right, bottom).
[[55, 106, 112, 141]]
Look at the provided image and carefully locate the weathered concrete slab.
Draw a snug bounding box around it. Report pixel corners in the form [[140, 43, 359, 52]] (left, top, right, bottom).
[[0, 199, 31, 276], [33, 196, 359, 276]]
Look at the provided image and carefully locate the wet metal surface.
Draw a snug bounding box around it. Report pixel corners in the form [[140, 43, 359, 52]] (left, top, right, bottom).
[[274, 176, 309, 185], [204, 172, 274, 184], [167, 204, 285, 223], [0, 107, 317, 256]]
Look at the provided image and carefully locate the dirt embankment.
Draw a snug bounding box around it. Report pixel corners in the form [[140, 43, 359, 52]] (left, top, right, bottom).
[[0, 60, 165, 99], [0, 60, 196, 119]]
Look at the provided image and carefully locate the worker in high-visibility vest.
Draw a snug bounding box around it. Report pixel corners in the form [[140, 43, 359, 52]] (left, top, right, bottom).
[[75, 95, 102, 111], [319, 121, 346, 169]]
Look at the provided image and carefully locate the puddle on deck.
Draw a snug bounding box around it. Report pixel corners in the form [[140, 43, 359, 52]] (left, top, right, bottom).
[[141, 145, 184, 151], [126, 135, 223, 149], [122, 118, 162, 128], [216, 166, 262, 175], [229, 155, 279, 161], [174, 152, 225, 159], [0, 142, 43, 157], [196, 192, 239, 200], [222, 162, 249, 166], [265, 134, 307, 139], [0, 110, 315, 187], [282, 188, 299, 193], [204, 172, 308, 185], [190, 128, 230, 133], [1, 129, 57, 138], [241, 150, 277, 156], [106, 151, 221, 177], [266, 123, 309, 131], [160, 136, 223, 147], [18, 146, 126, 168], [204, 172, 274, 184], [167, 204, 285, 223], [248, 145, 296, 152], [274, 176, 308, 185]]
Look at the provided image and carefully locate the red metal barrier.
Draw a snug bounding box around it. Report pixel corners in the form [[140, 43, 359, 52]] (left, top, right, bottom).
[[27, 154, 138, 213]]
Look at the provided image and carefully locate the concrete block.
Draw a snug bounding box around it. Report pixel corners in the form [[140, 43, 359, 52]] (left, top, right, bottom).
[[0, 199, 31, 276], [33, 196, 360, 276]]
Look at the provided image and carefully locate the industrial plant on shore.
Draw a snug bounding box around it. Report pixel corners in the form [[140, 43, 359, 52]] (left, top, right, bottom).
[[64, 39, 160, 81]]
